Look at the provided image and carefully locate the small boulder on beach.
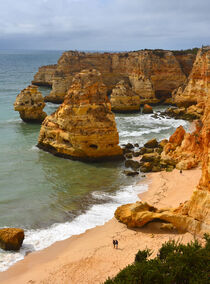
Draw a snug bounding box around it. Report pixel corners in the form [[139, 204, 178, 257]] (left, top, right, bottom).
[[0, 228, 24, 251]]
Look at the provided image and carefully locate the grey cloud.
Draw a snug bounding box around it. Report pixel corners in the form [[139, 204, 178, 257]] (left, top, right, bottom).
[[0, 0, 209, 50]]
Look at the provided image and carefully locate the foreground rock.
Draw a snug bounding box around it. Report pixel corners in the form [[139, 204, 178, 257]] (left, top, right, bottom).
[[14, 85, 47, 123], [33, 49, 194, 103], [0, 228, 24, 251], [115, 201, 204, 234], [37, 69, 123, 161], [110, 80, 141, 112]]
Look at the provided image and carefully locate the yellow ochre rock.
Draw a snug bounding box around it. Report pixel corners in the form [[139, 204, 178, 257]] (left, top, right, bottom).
[[0, 228, 24, 251], [115, 47, 210, 236], [14, 85, 47, 123], [110, 80, 141, 112], [37, 69, 123, 161]]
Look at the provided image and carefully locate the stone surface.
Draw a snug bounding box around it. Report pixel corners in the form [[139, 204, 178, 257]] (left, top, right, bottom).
[[142, 104, 153, 114], [37, 69, 123, 161], [173, 46, 210, 107], [0, 228, 24, 251], [14, 85, 47, 123], [115, 47, 210, 236], [144, 138, 158, 148], [32, 64, 57, 87], [33, 50, 190, 103], [110, 80, 141, 112]]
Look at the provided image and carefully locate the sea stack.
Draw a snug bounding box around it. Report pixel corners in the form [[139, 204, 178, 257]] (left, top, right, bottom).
[[110, 80, 141, 112], [37, 69, 123, 161], [14, 85, 47, 123]]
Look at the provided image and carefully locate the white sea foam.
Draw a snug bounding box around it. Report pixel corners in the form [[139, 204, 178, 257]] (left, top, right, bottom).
[[0, 182, 147, 272], [30, 145, 40, 152]]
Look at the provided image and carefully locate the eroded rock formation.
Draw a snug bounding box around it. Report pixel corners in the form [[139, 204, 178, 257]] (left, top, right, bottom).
[[110, 80, 141, 112], [37, 69, 123, 161], [0, 228, 24, 251], [115, 47, 210, 236], [33, 50, 195, 104], [14, 85, 47, 123], [173, 47, 210, 106], [32, 64, 57, 87]]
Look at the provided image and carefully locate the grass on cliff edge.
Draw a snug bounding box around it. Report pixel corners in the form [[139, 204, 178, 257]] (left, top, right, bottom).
[[105, 234, 210, 284]]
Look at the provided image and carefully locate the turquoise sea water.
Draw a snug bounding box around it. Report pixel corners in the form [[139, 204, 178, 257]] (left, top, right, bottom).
[[0, 50, 189, 271]]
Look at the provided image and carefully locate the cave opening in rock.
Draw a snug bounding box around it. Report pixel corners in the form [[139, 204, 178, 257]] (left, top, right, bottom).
[[155, 90, 171, 101], [89, 144, 98, 149]]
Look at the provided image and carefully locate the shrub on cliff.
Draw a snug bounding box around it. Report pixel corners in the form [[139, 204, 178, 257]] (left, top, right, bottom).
[[104, 234, 210, 284]]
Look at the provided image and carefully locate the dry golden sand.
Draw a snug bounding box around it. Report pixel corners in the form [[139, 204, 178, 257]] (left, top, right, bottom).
[[0, 168, 201, 284]]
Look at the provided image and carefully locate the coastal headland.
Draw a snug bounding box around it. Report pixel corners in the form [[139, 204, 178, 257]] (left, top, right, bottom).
[[1, 46, 209, 283]]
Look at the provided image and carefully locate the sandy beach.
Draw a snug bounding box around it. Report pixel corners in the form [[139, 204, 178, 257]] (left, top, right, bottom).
[[0, 168, 202, 284]]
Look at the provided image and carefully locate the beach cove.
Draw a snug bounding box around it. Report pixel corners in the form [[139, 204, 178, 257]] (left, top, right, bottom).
[[0, 50, 191, 272], [0, 168, 202, 284]]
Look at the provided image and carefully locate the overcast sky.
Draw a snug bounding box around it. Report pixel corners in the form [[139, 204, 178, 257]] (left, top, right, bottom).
[[0, 0, 209, 51]]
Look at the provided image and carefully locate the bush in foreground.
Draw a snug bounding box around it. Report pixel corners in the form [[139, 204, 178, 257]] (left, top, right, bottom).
[[105, 234, 210, 284]]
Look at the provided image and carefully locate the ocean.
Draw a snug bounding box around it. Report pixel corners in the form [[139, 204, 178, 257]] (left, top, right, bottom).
[[0, 50, 189, 271]]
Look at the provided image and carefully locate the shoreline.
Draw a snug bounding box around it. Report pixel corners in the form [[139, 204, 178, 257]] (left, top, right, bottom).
[[0, 167, 202, 284]]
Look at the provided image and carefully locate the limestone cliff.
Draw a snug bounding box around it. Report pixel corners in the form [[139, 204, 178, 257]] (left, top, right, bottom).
[[110, 80, 141, 112], [173, 47, 210, 106], [32, 64, 57, 87], [115, 47, 210, 236], [14, 85, 47, 123], [33, 50, 190, 104], [37, 69, 123, 161]]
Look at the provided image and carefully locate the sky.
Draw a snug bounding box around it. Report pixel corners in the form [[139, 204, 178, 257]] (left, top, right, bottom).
[[0, 0, 209, 51]]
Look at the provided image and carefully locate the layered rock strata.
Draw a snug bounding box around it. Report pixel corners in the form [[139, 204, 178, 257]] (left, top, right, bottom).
[[173, 46, 210, 106], [32, 64, 57, 87], [37, 69, 123, 161], [110, 80, 141, 112], [33, 50, 194, 104], [14, 85, 47, 123], [115, 47, 210, 236]]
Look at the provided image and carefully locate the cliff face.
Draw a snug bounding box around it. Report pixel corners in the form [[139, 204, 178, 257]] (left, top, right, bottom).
[[173, 47, 210, 106], [33, 50, 191, 104], [110, 80, 141, 112], [115, 47, 210, 236], [14, 85, 47, 123], [32, 65, 57, 87], [37, 69, 123, 161]]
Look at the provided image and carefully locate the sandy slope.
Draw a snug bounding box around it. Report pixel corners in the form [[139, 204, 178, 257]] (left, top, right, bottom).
[[0, 168, 201, 284]]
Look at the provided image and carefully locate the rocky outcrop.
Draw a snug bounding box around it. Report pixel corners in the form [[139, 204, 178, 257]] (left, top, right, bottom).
[[0, 228, 24, 251], [32, 64, 57, 87], [115, 202, 203, 234], [142, 104, 153, 114], [164, 103, 205, 120], [173, 47, 210, 107], [33, 50, 189, 104], [37, 69, 123, 161], [14, 85, 47, 123], [115, 47, 210, 236], [110, 80, 141, 112]]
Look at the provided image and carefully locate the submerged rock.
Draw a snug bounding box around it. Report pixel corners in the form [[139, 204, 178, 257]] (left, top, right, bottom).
[[0, 228, 24, 251], [37, 69, 123, 161], [14, 85, 47, 123]]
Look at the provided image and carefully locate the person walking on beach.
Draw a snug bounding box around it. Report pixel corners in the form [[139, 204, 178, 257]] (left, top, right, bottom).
[[113, 240, 116, 248], [115, 240, 118, 249]]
